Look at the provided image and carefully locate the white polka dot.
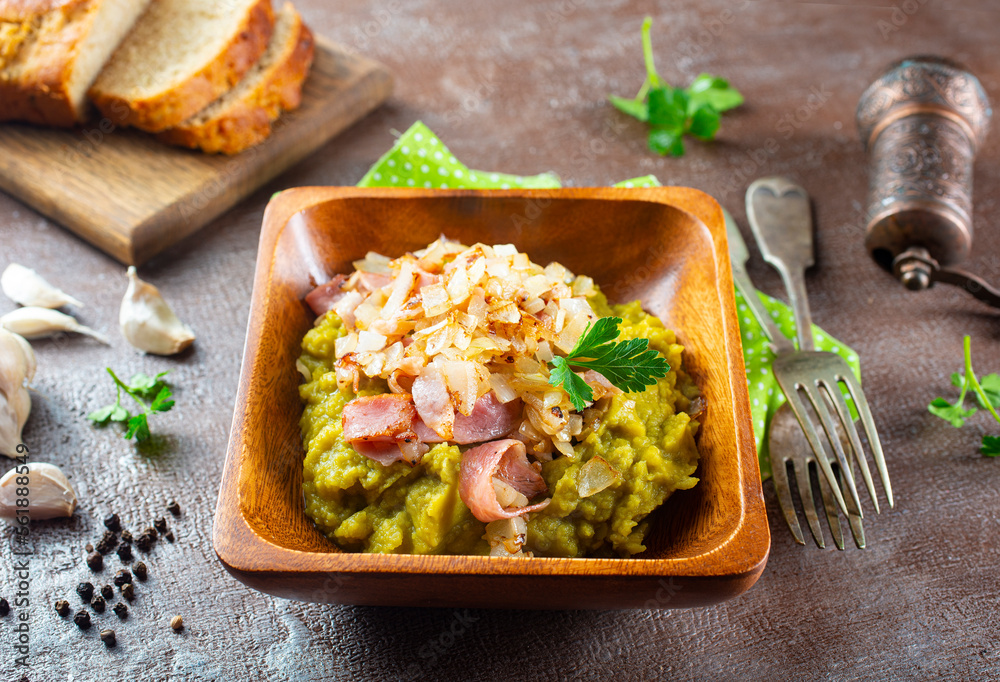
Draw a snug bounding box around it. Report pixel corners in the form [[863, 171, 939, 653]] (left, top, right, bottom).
[[404, 162, 413, 171], [414, 133, 423, 142], [747, 348, 754, 355], [739, 304, 747, 312], [624, 182, 634, 188], [424, 181, 432, 188], [406, 179, 415, 186], [743, 317, 751, 324], [753, 398, 759, 406], [760, 367, 768, 375], [390, 175, 398, 183], [421, 164, 430, 173], [768, 388, 774, 395], [418, 149, 427, 158], [373, 172, 382, 181], [434, 151, 443, 160], [469, 173, 478, 182], [387, 159, 396, 167], [449, 156, 457, 164], [849, 355, 859, 363], [454, 169, 464, 178], [758, 383, 765, 390], [832, 345, 841, 353], [770, 311, 780, 319], [430, 138, 439, 145], [747, 332, 754, 340], [491, 174, 500, 182], [438, 167, 448, 176], [501, 183, 510, 189], [440, 183, 448, 188], [401, 146, 410, 154], [516, 176, 524, 182], [759, 420, 765, 429]]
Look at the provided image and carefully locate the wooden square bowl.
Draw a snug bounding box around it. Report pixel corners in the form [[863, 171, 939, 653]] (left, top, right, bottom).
[[214, 186, 768, 609]]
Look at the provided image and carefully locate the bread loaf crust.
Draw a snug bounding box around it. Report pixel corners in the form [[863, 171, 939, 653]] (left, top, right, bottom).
[[89, 0, 276, 133], [0, 0, 96, 126], [158, 11, 314, 155]]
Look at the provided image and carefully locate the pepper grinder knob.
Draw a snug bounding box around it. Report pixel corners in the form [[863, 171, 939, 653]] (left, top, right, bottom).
[[856, 56, 991, 275]]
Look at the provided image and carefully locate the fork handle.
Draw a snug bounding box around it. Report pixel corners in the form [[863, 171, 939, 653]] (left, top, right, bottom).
[[777, 265, 815, 352], [731, 267, 795, 354]]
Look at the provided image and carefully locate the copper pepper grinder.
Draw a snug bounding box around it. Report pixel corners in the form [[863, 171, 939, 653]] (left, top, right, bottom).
[[856, 55, 1000, 307]]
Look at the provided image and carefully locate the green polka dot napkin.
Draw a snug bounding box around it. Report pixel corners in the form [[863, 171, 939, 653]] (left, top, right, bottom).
[[356, 121, 861, 479]]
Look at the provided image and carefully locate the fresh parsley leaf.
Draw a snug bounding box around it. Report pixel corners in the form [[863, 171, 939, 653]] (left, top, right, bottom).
[[931, 336, 1000, 456], [928, 397, 976, 428], [547, 317, 670, 410], [608, 18, 742, 157], [90, 368, 175, 442], [125, 414, 150, 442], [608, 94, 648, 122]]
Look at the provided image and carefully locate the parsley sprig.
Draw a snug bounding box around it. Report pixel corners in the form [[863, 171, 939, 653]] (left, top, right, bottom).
[[928, 336, 1000, 456], [609, 17, 743, 157], [548, 317, 670, 411], [88, 369, 175, 442]]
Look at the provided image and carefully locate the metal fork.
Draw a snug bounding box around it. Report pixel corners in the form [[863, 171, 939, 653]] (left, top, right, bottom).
[[745, 177, 894, 522], [726, 208, 865, 548]]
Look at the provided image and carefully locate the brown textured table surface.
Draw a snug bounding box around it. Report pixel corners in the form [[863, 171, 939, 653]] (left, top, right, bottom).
[[2, 1, 999, 679]]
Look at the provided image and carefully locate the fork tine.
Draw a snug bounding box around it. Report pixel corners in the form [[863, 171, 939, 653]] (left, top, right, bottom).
[[791, 457, 825, 548], [823, 378, 880, 514], [780, 385, 850, 517], [840, 370, 894, 508], [801, 384, 864, 518], [847, 506, 866, 549], [770, 452, 805, 545], [816, 463, 845, 550]]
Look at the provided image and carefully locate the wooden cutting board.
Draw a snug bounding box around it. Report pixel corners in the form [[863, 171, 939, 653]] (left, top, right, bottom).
[[0, 39, 392, 265]]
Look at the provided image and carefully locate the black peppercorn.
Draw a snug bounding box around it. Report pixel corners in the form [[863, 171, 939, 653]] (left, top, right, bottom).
[[167, 501, 181, 517], [55, 600, 70, 617], [101, 585, 114, 601], [100, 628, 116, 648], [133, 562, 148, 581], [73, 610, 91, 630], [91, 595, 106, 613], [85, 543, 94, 553], [121, 583, 135, 601], [135, 531, 154, 553], [112, 602, 128, 620], [96, 531, 117, 555], [87, 552, 104, 572], [145, 525, 158, 540], [103, 513, 121, 532], [113, 569, 131, 587], [116, 542, 133, 562], [120, 530, 132, 543], [0, 598, 9, 616], [154, 517, 168, 533], [165, 531, 175, 543], [76, 582, 94, 603]]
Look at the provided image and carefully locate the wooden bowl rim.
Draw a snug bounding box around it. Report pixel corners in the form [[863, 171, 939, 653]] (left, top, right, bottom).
[[214, 186, 769, 581]]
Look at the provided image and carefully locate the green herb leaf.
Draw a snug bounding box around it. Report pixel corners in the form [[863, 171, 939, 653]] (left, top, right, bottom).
[[928, 397, 976, 428], [608, 94, 648, 122], [688, 106, 721, 140], [91, 368, 175, 442], [981, 435, 1000, 457], [125, 414, 150, 442], [608, 19, 742, 157], [547, 317, 670, 410]]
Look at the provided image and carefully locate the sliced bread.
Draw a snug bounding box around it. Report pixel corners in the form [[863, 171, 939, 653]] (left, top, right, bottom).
[[89, 0, 275, 133], [0, 0, 152, 126], [158, 2, 314, 154]]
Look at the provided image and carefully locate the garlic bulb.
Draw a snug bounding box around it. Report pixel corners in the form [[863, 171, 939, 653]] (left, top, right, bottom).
[[120, 267, 195, 355], [0, 462, 77, 521], [0, 307, 108, 344], [1, 263, 83, 309], [0, 329, 34, 457]]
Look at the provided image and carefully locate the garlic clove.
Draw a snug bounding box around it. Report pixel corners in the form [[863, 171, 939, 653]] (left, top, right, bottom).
[[0, 307, 108, 344], [119, 267, 195, 355], [0, 462, 77, 520], [0, 392, 22, 458], [0, 328, 34, 397], [1, 263, 83, 309]]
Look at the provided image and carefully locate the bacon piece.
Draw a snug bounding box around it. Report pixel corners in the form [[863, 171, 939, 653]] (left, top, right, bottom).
[[305, 274, 348, 316], [414, 392, 522, 445], [459, 439, 550, 523], [412, 366, 454, 440], [342, 394, 426, 466], [356, 272, 392, 294]]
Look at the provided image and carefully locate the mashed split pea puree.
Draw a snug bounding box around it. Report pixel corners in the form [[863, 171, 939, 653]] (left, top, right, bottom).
[[299, 292, 701, 558]]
